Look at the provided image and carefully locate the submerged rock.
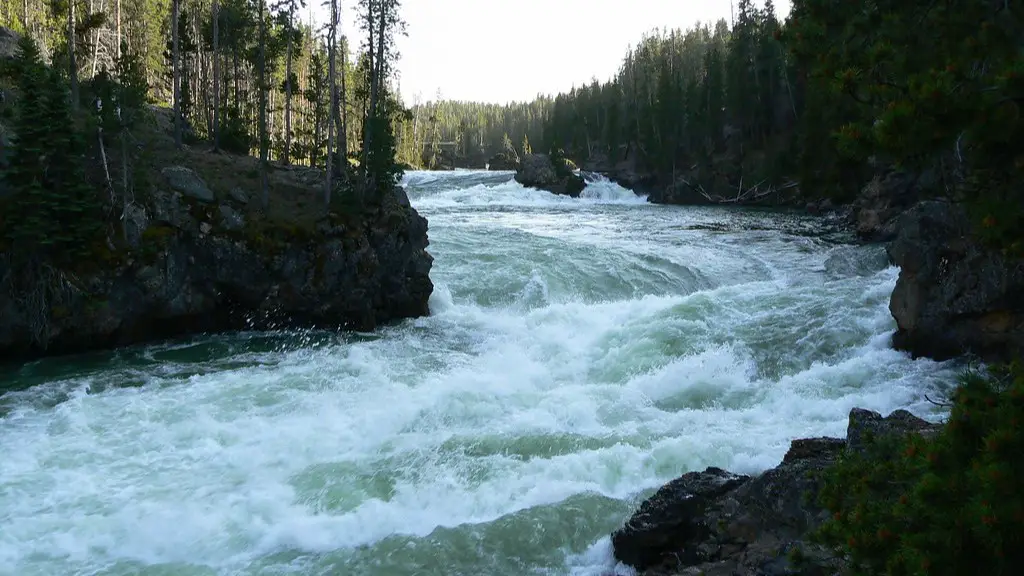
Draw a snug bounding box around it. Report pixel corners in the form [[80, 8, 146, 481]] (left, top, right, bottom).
[[611, 408, 937, 575], [514, 153, 585, 198], [888, 201, 1024, 361]]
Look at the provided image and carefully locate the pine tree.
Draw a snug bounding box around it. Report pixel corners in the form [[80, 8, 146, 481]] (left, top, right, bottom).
[[2, 35, 56, 252]]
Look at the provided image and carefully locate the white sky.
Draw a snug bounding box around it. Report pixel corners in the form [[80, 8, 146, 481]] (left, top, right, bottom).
[[316, 0, 792, 104]]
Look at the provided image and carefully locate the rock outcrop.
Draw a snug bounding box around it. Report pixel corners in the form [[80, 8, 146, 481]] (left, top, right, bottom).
[[487, 152, 519, 171], [887, 201, 1024, 362], [853, 169, 928, 242], [0, 169, 434, 362], [0, 26, 17, 60], [611, 408, 940, 575], [582, 150, 660, 197], [514, 153, 586, 197]]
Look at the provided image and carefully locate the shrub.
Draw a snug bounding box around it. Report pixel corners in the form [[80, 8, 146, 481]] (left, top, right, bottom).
[[815, 363, 1024, 575]]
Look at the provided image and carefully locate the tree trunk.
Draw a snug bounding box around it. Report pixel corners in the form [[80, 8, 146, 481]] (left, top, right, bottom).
[[212, 0, 220, 149], [361, 2, 376, 179], [258, 0, 268, 207], [172, 0, 182, 147], [121, 128, 129, 242], [68, 0, 79, 111], [116, 0, 120, 59], [340, 33, 348, 165], [283, 8, 293, 165], [89, 0, 101, 76], [325, 0, 338, 206]]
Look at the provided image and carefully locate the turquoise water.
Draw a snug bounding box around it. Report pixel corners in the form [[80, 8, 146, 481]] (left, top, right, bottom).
[[0, 171, 955, 575]]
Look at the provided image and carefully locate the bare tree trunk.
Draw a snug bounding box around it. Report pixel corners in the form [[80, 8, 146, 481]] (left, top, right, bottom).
[[282, 7, 293, 165], [68, 0, 79, 111], [89, 0, 101, 76], [172, 0, 182, 147], [116, 0, 120, 59], [360, 2, 376, 177], [258, 0, 268, 207], [212, 0, 220, 149], [340, 33, 348, 164], [325, 0, 338, 206], [121, 128, 129, 241]]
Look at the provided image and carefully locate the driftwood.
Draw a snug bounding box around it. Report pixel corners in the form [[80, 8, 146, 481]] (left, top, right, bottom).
[[676, 175, 799, 204]]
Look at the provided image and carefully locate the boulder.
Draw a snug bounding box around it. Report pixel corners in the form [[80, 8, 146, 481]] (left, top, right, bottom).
[[846, 408, 940, 453], [611, 408, 941, 575], [228, 186, 250, 205], [888, 201, 1024, 361], [487, 151, 519, 171], [218, 205, 245, 231], [514, 153, 586, 198], [161, 166, 215, 203], [583, 148, 659, 198]]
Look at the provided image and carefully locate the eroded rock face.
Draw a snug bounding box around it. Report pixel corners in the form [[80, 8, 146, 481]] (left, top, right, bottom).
[[888, 201, 1024, 361], [854, 170, 927, 242], [0, 186, 433, 361], [514, 153, 586, 197], [611, 408, 939, 575]]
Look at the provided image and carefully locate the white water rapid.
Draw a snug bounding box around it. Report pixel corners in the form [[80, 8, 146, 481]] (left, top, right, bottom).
[[0, 170, 956, 576]]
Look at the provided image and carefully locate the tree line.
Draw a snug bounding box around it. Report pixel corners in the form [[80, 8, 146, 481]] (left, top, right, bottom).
[[404, 97, 550, 168], [526, 0, 1019, 233], [1, 0, 413, 205]]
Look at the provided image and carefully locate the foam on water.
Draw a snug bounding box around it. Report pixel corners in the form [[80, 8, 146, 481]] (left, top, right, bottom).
[[0, 170, 958, 576]]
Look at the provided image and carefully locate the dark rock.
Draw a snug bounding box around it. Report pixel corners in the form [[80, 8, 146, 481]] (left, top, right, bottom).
[[162, 166, 215, 203], [846, 408, 940, 453], [124, 203, 150, 248], [0, 189, 433, 361], [611, 407, 940, 575], [487, 152, 519, 171], [806, 198, 835, 216], [514, 153, 586, 198], [582, 148, 660, 198], [218, 205, 245, 231], [888, 201, 1024, 361], [228, 186, 250, 205], [0, 26, 18, 60], [854, 170, 923, 242], [612, 467, 750, 571]]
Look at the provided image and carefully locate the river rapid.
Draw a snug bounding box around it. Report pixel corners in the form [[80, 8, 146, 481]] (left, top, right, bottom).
[[0, 170, 956, 575]]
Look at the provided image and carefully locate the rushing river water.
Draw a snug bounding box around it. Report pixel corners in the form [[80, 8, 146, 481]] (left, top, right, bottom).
[[1, 170, 957, 576]]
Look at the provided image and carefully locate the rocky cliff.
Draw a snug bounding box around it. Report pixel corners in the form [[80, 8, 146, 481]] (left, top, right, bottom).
[[0, 165, 433, 362], [611, 408, 940, 575], [887, 201, 1024, 362]]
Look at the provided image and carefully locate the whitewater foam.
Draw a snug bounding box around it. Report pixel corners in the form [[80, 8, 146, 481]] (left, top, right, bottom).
[[0, 170, 958, 576]]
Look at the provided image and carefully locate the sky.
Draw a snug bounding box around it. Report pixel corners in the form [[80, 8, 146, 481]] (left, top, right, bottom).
[[317, 0, 792, 105]]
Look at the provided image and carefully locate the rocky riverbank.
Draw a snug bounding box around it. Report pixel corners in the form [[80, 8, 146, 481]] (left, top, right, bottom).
[[0, 161, 433, 362], [611, 408, 940, 575]]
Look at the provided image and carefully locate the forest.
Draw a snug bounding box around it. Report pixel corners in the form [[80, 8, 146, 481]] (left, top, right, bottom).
[[0, 0, 416, 264], [1, 0, 1021, 230], [1, 0, 411, 178], [538, 0, 1022, 237]]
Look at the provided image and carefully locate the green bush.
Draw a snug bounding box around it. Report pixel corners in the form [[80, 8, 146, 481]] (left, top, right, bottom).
[[815, 363, 1024, 575]]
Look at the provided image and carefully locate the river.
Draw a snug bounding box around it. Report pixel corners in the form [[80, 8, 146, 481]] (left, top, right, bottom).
[[0, 170, 956, 575]]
